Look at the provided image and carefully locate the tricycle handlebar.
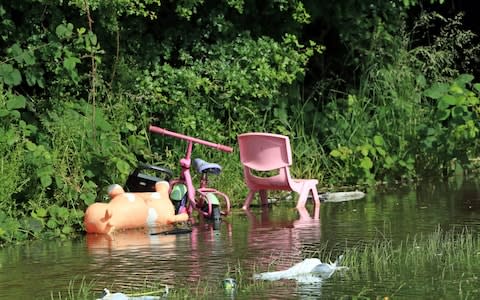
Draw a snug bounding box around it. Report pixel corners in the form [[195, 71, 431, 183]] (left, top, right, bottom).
[[149, 125, 233, 153]]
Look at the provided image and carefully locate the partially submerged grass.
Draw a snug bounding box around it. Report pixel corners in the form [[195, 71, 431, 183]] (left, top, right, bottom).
[[342, 226, 480, 279], [337, 226, 480, 299]]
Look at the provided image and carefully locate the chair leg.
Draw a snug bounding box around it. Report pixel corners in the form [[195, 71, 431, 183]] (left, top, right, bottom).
[[311, 185, 320, 219], [296, 183, 320, 209], [259, 190, 269, 206], [311, 185, 320, 206], [296, 187, 309, 209], [242, 190, 256, 210]]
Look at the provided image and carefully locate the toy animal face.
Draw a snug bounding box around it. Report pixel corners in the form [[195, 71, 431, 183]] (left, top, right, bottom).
[[84, 203, 113, 234]]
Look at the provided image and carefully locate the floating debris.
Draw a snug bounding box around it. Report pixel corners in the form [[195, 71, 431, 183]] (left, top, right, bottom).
[[97, 287, 168, 300], [320, 191, 366, 202], [223, 278, 237, 291], [254, 255, 347, 284]]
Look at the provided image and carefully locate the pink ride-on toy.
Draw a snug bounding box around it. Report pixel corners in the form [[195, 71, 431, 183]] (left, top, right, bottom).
[[237, 132, 320, 210], [149, 125, 233, 223]]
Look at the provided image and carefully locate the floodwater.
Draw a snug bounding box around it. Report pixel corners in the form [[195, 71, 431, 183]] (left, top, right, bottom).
[[1, 177, 480, 299]]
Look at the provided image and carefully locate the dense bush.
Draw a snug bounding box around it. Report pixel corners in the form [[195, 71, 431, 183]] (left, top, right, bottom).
[[1, 0, 479, 244]]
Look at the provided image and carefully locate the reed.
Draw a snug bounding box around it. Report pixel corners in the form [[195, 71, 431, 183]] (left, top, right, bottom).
[[338, 227, 480, 299]]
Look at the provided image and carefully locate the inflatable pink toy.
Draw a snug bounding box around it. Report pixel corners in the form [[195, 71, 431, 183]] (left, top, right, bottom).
[[84, 181, 188, 234]]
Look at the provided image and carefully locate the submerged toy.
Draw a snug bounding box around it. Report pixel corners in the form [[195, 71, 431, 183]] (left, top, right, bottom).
[[84, 181, 188, 234]]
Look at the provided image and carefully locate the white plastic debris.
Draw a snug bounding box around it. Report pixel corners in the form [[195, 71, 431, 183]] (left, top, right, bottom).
[[97, 287, 166, 300], [254, 255, 347, 284]]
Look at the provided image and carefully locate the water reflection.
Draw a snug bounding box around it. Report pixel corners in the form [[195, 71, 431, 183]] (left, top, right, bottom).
[[243, 205, 322, 275], [4, 179, 480, 299], [86, 228, 178, 254]]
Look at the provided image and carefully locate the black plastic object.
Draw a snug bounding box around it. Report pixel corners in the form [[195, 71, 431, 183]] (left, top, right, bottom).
[[151, 227, 193, 235], [125, 163, 174, 192]]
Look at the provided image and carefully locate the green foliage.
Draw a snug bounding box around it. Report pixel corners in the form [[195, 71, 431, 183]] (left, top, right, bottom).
[[0, 86, 31, 214], [0, 88, 139, 244], [0, 0, 479, 245], [411, 12, 480, 82], [67, 0, 163, 19], [402, 0, 445, 8], [312, 8, 480, 185], [134, 33, 320, 142], [418, 74, 480, 176]]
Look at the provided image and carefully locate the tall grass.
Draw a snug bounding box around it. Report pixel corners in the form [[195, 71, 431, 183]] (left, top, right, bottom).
[[342, 227, 480, 291]]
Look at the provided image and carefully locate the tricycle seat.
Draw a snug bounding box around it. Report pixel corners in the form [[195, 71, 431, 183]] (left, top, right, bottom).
[[193, 158, 221, 175]]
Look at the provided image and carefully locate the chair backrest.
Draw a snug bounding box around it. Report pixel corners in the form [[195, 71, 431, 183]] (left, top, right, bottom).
[[238, 133, 292, 171]]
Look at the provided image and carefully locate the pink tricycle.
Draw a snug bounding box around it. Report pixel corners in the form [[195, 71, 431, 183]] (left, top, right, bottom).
[[149, 125, 233, 223]]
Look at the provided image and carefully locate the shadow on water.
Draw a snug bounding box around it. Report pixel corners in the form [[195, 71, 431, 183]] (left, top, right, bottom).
[[2, 177, 480, 299]]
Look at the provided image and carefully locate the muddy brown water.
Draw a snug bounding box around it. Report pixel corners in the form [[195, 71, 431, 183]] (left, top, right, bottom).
[[1, 177, 480, 299]]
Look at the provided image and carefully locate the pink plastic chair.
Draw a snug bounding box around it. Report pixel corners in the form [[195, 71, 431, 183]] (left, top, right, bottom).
[[238, 133, 320, 210]]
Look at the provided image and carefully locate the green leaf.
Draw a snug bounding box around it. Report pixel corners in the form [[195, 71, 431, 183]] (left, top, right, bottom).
[[473, 83, 480, 93], [46, 219, 57, 229], [35, 208, 48, 218], [450, 83, 464, 94], [8, 43, 23, 63], [63, 56, 80, 71], [424, 83, 449, 99], [0, 63, 22, 86], [0, 109, 9, 117], [9, 110, 20, 118], [385, 156, 395, 166], [436, 109, 450, 121], [377, 147, 386, 157], [57, 207, 69, 219], [40, 175, 52, 188], [360, 157, 373, 170], [6, 95, 26, 110], [373, 135, 384, 146], [416, 74, 427, 87], [56, 23, 73, 39], [115, 159, 130, 175], [80, 193, 96, 206], [25, 141, 37, 151], [125, 122, 137, 131], [330, 149, 341, 158], [88, 31, 97, 45], [22, 51, 36, 66], [359, 144, 370, 156], [62, 225, 73, 234], [455, 74, 474, 86]]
